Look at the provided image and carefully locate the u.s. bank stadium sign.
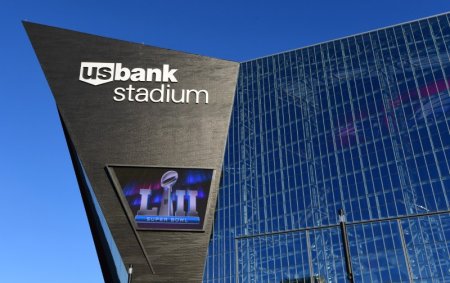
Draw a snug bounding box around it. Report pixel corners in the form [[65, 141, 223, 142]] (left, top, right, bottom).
[[79, 62, 209, 104]]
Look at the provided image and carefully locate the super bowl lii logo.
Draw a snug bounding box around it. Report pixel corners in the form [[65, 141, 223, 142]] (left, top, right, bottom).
[[111, 166, 213, 231], [136, 170, 201, 224]]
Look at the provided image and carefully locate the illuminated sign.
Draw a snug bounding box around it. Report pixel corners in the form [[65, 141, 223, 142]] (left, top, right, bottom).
[[79, 62, 209, 104], [108, 166, 213, 231]]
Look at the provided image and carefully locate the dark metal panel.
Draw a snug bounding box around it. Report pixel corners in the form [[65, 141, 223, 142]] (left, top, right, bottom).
[[24, 22, 239, 282]]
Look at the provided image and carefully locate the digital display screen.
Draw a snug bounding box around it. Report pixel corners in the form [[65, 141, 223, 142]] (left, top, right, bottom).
[[109, 166, 213, 231]]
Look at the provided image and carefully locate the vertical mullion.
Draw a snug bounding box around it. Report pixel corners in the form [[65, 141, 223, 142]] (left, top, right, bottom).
[[312, 45, 331, 225], [278, 53, 293, 277], [398, 219, 414, 283], [293, 49, 308, 229], [318, 43, 340, 222], [260, 57, 272, 279], [252, 59, 263, 282], [287, 47, 302, 231], [325, 42, 346, 220], [296, 48, 310, 227]]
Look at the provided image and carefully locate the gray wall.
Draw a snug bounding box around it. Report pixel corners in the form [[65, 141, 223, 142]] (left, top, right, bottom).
[[25, 22, 239, 282]]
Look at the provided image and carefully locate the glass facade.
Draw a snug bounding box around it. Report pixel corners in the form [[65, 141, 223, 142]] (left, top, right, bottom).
[[204, 13, 450, 283]]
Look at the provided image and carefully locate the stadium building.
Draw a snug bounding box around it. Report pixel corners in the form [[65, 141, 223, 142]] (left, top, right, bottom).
[[26, 12, 450, 283]]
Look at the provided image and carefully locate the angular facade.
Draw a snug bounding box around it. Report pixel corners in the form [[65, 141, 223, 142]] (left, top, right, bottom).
[[205, 13, 450, 283], [25, 22, 239, 283]]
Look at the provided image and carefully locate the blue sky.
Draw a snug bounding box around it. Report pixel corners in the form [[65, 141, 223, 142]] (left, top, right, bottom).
[[2, 1, 450, 282]]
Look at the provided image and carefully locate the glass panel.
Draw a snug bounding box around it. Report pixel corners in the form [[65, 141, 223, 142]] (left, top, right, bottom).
[[204, 14, 450, 282], [237, 232, 311, 283], [401, 214, 450, 281], [348, 221, 410, 282]]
